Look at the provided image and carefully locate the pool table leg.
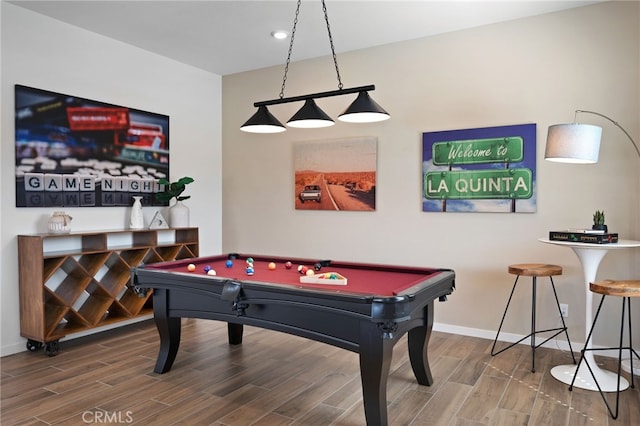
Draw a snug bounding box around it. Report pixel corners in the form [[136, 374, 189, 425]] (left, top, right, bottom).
[[152, 289, 181, 374], [228, 323, 243, 344], [408, 301, 434, 386], [359, 322, 394, 426]]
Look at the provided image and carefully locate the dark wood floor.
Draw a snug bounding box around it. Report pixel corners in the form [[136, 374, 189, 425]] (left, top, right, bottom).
[[1, 319, 638, 425]]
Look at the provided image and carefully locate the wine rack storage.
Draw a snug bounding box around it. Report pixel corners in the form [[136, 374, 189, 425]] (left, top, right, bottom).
[[18, 228, 199, 355]]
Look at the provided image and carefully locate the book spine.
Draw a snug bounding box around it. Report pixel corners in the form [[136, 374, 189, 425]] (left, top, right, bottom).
[[549, 232, 618, 244]]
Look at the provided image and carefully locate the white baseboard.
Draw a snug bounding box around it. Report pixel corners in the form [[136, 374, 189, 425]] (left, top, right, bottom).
[[433, 322, 635, 361]]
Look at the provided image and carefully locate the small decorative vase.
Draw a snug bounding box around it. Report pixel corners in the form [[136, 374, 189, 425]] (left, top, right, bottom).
[[129, 196, 145, 229], [169, 200, 190, 228], [48, 211, 72, 234]]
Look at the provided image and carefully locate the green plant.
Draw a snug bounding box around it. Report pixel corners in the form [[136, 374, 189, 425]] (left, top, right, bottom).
[[593, 210, 605, 226], [156, 176, 194, 203]]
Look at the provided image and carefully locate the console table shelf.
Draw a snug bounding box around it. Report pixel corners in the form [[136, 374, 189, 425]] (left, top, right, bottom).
[[18, 228, 199, 355]]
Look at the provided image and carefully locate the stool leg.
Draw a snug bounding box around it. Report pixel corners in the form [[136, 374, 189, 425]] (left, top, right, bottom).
[[531, 276, 537, 373], [550, 276, 576, 364], [491, 275, 521, 356], [570, 295, 605, 391], [570, 295, 629, 420], [626, 297, 637, 389]]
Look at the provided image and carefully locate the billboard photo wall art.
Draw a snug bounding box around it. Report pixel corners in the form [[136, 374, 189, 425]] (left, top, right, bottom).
[[422, 124, 537, 213], [15, 85, 170, 207], [294, 137, 377, 211]]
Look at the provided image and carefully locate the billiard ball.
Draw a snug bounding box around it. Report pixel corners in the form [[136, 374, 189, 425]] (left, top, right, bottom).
[[306, 269, 315, 276], [285, 261, 292, 269], [207, 269, 217, 276], [298, 265, 309, 275], [246, 257, 254, 264], [246, 266, 254, 276], [268, 262, 276, 270], [314, 262, 322, 271], [203, 265, 211, 273], [225, 260, 233, 268], [187, 263, 196, 272]]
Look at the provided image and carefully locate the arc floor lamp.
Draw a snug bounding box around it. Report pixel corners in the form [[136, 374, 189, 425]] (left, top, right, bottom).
[[544, 109, 640, 381]]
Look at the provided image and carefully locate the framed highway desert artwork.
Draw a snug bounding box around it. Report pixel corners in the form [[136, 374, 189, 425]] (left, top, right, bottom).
[[15, 85, 170, 207], [422, 124, 537, 213], [294, 137, 377, 211]]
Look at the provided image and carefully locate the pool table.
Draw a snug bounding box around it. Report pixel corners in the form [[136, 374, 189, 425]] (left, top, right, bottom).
[[132, 254, 455, 426]]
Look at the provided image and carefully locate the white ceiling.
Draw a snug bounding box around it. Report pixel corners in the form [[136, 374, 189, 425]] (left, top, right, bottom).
[[9, 0, 600, 76]]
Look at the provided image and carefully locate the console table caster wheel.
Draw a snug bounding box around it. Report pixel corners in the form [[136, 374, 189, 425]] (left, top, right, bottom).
[[26, 339, 43, 352], [44, 340, 59, 357]]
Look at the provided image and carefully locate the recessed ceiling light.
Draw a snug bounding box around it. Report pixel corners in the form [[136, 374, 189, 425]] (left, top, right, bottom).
[[271, 30, 288, 40]]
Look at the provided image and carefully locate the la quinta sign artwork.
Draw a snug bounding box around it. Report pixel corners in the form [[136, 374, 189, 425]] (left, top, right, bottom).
[[422, 124, 536, 213]]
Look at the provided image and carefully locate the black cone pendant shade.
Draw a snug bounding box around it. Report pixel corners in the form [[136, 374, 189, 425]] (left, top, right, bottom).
[[240, 105, 286, 133], [287, 99, 335, 128], [338, 91, 390, 123]]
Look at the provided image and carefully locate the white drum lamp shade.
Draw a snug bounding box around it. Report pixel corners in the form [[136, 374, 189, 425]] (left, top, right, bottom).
[[545, 123, 602, 164]]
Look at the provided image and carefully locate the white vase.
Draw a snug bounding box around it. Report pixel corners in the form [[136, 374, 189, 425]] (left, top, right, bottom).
[[169, 201, 190, 228], [48, 211, 72, 234], [129, 196, 144, 229]]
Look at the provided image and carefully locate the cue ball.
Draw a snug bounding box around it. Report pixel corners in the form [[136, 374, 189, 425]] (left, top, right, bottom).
[[225, 260, 233, 268], [306, 269, 315, 276], [207, 269, 217, 276], [268, 262, 276, 270], [285, 261, 292, 269], [187, 263, 196, 272]]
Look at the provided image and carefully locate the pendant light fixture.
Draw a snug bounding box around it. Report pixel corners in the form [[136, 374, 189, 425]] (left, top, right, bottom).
[[240, 0, 390, 134]]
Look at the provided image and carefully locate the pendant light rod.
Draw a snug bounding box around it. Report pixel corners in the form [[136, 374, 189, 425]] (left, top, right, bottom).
[[254, 85, 375, 107]]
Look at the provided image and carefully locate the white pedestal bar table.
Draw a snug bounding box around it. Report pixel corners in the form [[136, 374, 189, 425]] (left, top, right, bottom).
[[539, 238, 640, 391]]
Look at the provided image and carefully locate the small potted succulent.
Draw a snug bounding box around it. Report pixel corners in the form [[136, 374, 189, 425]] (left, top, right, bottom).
[[592, 210, 607, 232], [156, 176, 194, 227]]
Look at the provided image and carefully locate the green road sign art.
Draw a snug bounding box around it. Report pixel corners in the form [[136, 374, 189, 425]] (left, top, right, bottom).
[[432, 137, 523, 166], [424, 168, 533, 200]]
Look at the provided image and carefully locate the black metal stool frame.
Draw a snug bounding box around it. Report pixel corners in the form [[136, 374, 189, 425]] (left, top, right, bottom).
[[569, 294, 638, 419], [491, 274, 576, 372]]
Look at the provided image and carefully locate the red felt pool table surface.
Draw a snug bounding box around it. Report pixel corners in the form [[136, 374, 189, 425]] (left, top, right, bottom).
[[144, 253, 448, 297]]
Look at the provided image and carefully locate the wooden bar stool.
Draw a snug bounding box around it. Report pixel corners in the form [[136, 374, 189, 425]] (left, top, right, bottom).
[[569, 279, 640, 419], [491, 263, 576, 372]]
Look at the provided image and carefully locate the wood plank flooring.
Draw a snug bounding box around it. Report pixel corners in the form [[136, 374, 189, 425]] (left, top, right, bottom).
[[2, 319, 638, 425]]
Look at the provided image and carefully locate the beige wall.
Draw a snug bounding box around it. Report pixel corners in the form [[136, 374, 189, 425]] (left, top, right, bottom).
[[1, 1, 637, 358], [222, 2, 639, 349], [1, 3, 222, 355]]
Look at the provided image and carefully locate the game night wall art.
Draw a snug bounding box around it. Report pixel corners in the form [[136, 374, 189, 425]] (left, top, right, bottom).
[[422, 124, 537, 213], [15, 85, 170, 207]]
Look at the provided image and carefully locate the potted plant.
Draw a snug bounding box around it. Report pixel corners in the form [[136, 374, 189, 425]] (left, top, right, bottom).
[[156, 176, 194, 228], [156, 176, 194, 203], [592, 210, 607, 232]]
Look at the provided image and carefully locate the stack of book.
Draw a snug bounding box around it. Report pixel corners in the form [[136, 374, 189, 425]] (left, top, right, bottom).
[[549, 229, 618, 244]]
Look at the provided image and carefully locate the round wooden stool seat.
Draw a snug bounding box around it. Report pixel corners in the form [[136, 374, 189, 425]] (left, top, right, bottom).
[[508, 263, 563, 277], [590, 280, 640, 298]]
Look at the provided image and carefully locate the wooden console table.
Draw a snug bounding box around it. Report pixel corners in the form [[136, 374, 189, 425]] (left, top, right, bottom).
[[18, 228, 199, 355]]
